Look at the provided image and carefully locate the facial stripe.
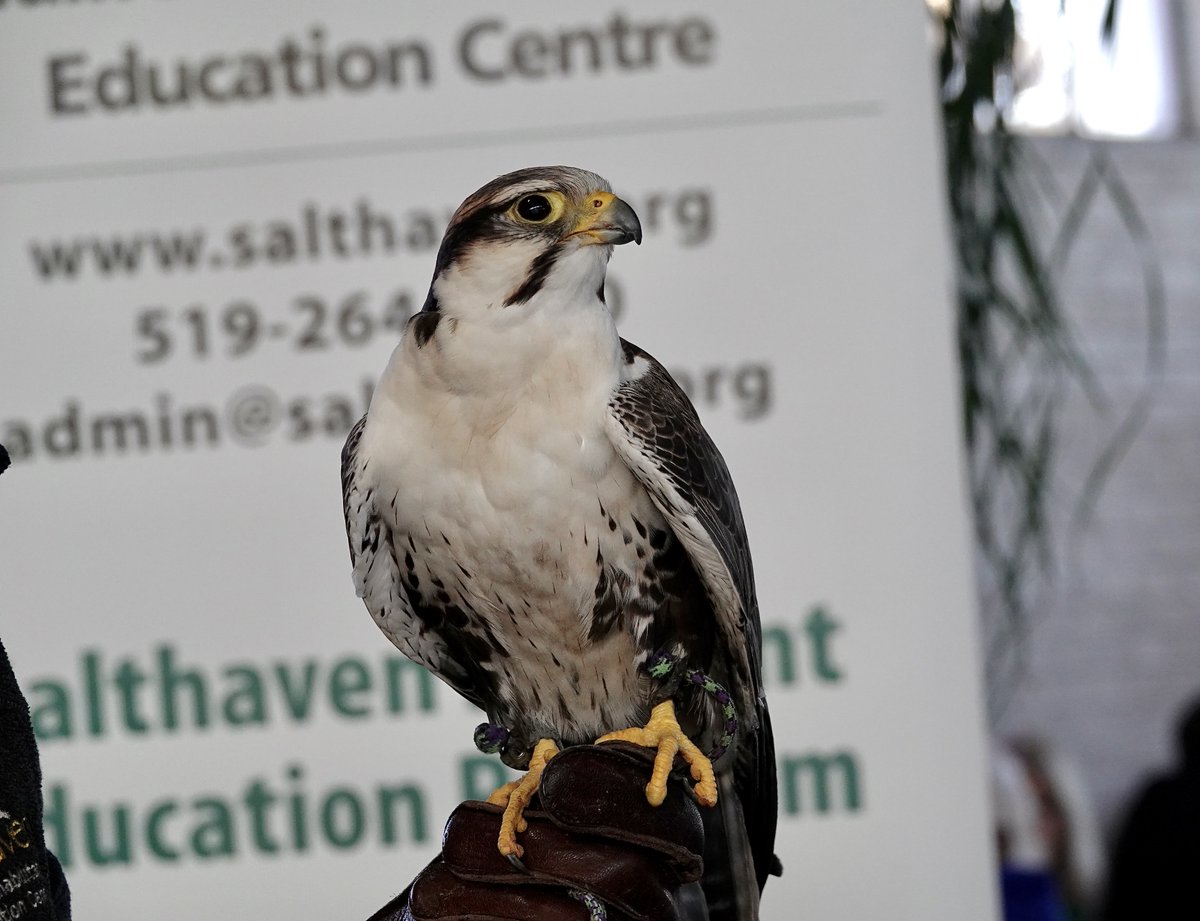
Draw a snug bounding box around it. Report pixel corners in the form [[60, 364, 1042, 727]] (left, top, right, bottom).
[[411, 309, 441, 347], [504, 245, 560, 307], [432, 202, 508, 278]]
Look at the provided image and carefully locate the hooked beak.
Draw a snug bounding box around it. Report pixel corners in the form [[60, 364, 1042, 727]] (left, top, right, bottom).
[[568, 191, 643, 246]]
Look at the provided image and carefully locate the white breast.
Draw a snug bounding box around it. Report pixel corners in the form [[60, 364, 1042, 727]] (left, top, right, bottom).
[[359, 295, 664, 739]]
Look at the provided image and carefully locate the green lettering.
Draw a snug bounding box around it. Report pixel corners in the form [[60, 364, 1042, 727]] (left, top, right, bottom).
[[28, 681, 72, 740], [377, 784, 427, 845], [158, 645, 210, 731], [83, 803, 132, 866], [42, 784, 71, 869], [273, 661, 318, 720], [805, 606, 844, 682], [222, 665, 267, 725], [286, 764, 309, 852], [761, 626, 795, 686], [329, 658, 371, 717], [82, 649, 104, 737], [191, 797, 235, 858], [782, 750, 862, 815], [113, 660, 151, 733], [384, 656, 435, 713], [145, 800, 180, 861], [459, 756, 508, 803], [321, 789, 365, 849], [243, 779, 280, 854]]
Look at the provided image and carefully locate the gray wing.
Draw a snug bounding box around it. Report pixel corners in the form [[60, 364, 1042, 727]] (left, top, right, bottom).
[[340, 415, 487, 711], [603, 340, 764, 722], [606, 339, 779, 897]]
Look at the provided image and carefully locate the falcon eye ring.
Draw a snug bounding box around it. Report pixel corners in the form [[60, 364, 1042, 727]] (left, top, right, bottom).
[[515, 194, 553, 222]]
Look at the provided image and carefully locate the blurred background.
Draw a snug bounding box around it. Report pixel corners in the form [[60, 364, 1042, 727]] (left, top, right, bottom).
[[1, 2, 1197, 920], [936, 2, 1200, 918]]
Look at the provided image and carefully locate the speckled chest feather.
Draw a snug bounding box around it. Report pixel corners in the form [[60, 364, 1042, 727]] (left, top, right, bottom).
[[357, 299, 701, 752]]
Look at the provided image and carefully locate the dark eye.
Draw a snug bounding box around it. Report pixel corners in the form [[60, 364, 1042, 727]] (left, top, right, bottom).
[[516, 194, 553, 222]]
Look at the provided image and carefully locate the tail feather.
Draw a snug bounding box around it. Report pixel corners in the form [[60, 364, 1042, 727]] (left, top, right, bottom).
[[700, 773, 760, 921], [701, 701, 779, 920], [743, 701, 779, 890]]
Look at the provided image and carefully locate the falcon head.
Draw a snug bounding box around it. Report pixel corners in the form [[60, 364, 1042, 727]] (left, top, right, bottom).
[[422, 166, 642, 321]]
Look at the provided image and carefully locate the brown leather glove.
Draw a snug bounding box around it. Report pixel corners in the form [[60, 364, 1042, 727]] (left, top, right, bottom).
[[367, 742, 709, 921]]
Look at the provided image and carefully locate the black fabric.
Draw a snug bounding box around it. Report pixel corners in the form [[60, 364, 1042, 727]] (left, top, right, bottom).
[[0, 638, 71, 920], [1102, 695, 1200, 921]]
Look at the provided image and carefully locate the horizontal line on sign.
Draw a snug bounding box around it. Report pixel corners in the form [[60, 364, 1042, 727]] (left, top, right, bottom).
[[0, 100, 883, 185]]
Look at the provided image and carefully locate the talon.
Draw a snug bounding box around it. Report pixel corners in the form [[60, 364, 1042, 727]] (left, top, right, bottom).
[[596, 700, 718, 808], [496, 738, 559, 859], [486, 779, 521, 807]]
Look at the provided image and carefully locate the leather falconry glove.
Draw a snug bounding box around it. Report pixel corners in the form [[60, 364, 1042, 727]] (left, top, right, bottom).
[[365, 742, 710, 921]]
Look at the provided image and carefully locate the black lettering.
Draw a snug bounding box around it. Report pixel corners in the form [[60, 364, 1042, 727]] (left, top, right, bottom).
[[48, 53, 87, 115], [197, 56, 229, 102], [91, 412, 149, 454], [459, 19, 505, 81], [559, 28, 601, 73], [303, 203, 320, 258], [231, 55, 272, 101], [265, 223, 298, 263], [2, 423, 32, 462], [639, 192, 667, 237], [180, 405, 218, 448], [154, 393, 174, 448], [609, 14, 640, 68], [406, 213, 439, 251], [510, 31, 548, 78], [326, 211, 349, 257], [279, 38, 307, 94], [44, 28, 439, 118], [355, 199, 396, 254], [676, 188, 712, 245], [320, 396, 357, 437], [44, 402, 81, 457], [288, 401, 314, 440], [335, 45, 377, 91], [735, 364, 772, 420], [307, 26, 328, 93], [228, 225, 254, 267], [94, 46, 138, 111], [675, 18, 715, 65], [146, 61, 189, 107], [385, 42, 432, 86]]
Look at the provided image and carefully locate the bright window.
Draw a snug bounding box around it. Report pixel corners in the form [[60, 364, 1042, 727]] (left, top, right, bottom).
[[1008, 0, 1181, 138]]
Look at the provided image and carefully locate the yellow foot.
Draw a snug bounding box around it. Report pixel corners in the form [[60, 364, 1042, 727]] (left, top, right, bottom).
[[596, 700, 718, 808], [485, 780, 521, 807], [489, 738, 559, 859]]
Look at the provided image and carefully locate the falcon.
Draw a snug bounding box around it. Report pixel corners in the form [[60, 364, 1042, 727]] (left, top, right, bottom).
[[342, 166, 777, 917]]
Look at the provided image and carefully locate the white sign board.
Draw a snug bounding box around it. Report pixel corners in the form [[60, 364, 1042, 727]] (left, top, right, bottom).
[[0, 2, 997, 919]]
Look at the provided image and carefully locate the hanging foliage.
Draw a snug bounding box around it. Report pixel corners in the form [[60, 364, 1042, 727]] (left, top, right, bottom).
[[931, 0, 1164, 719]]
